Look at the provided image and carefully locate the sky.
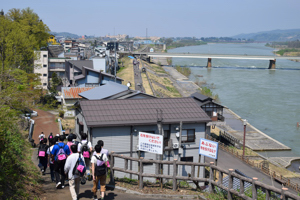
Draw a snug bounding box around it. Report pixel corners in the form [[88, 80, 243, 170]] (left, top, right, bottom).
[[1, 0, 300, 38]]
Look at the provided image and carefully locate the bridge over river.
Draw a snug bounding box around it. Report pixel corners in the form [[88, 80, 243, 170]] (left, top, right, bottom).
[[120, 51, 300, 69]]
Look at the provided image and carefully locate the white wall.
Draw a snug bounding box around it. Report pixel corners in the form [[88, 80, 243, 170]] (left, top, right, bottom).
[[34, 51, 48, 89]]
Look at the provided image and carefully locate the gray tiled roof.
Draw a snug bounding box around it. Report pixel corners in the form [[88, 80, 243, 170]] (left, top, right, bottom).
[[68, 60, 93, 70], [79, 82, 128, 100], [80, 98, 211, 127], [48, 46, 64, 58], [190, 92, 212, 102]]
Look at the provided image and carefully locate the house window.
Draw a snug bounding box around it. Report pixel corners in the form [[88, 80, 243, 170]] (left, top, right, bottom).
[[43, 83, 47, 86], [50, 63, 55, 68], [164, 130, 170, 147], [43, 54, 47, 57], [43, 74, 47, 77], [43, 64, 47, 67], [180, 156, 193, 162], [181, 129, 195, 143]]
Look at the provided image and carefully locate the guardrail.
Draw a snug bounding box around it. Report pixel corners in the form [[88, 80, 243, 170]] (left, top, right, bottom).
[[109, 153, 299, 200], [206, 134, 300, 194]]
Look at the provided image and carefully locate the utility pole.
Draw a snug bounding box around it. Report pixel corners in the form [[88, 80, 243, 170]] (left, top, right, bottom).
[[146, 28, 148, 39], [114, 41, 117, 82]]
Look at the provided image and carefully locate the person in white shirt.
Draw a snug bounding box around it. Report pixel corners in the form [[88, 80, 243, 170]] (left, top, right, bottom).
[[64, 145, 86, 200], [78, 133, 92, 176], [91, 145, 108, 200]]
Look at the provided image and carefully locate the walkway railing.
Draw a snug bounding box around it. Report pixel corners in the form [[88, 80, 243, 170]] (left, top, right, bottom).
[[109, 153, 299, 200], [206, 134, 300, 193]]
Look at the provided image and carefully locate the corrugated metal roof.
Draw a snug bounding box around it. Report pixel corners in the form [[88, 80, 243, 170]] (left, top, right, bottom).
[[78, 82, 128, 100], [79, 98, 211, 127], [62, 87, 95, 99]]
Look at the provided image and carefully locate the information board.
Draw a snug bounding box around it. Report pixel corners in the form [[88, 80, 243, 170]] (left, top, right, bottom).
[[199, 138, 219, 159], [138, 132, 163, 155]]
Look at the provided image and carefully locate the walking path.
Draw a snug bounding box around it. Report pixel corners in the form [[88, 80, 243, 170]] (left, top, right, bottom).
[[31, 109, 60, 144], [31, 149, 163, 200]]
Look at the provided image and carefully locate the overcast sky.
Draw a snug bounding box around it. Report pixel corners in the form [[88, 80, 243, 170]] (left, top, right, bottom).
[[2, 0, 300, 38]]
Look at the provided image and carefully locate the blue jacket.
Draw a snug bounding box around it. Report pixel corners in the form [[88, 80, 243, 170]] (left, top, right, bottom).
[[51, 142, 71, 161]]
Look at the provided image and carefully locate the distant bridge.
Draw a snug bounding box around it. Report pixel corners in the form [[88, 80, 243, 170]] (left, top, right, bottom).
[[119, 51, 300, 69]]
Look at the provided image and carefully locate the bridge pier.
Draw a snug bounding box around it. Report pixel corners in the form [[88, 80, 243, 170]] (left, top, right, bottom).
[[207, 58, 212, 68], [268, 59, 276, 69]]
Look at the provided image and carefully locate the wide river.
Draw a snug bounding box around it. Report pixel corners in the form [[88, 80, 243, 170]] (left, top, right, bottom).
[[169, 43, 300, 157]]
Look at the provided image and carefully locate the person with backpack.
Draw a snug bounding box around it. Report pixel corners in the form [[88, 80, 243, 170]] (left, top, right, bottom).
[[39, 132, 45, 144], [77, 133, 92, 177], [48, 132, 53, 145], [51, 135, 71, 189], [67, 134, 74, 155], [47, 138, 56, 182], [91, 145, 108, 200], [93, 140, 109, 189], [64, 145, 86, 200], [38, 138, 48, 175]]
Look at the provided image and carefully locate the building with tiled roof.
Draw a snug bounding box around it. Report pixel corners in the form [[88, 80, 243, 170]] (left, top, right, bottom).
[[61, 87, 94, 108]]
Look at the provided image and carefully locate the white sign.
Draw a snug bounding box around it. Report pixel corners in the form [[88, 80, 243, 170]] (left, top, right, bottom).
[[138, 132, 163, 155], [199, 138, 219, 159]]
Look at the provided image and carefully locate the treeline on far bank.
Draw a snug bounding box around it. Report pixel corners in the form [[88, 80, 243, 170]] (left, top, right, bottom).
[[266, 40, 300, 56]]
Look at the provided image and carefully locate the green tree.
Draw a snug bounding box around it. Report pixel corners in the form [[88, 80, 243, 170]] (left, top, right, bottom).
[[49, 72, 62, 95], [0, 8, 50, 198]]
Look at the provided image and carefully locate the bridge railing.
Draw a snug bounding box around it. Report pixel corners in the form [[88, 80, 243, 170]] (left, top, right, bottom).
[[109, 153, 299, 200]]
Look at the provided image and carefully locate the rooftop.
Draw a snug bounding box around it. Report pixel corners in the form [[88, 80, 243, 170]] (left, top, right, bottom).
[[62, 87, 95, 99], [79, 82, 128, 100], [79, 97, 211, 127]]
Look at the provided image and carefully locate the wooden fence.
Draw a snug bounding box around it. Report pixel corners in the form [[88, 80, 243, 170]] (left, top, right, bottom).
[[109, 153, 299, 200], [206, 135, 300, 193]]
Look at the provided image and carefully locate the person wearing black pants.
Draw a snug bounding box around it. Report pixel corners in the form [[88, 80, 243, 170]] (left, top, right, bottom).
[[51, 135, 70, 189]]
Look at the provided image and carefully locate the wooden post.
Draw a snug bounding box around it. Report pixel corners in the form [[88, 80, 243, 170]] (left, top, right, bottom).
[[239, 179, 244, 195], [191, 165, 195, 179], [139, 157, 144, 189], [209, 162, 215, 193], [172, 159, 177, 191], [110, 152, 115, 184], [252, 177, 258, 200], [265, 189, 270, 200], [124, 159, 128, 170], [228, 169, 234, 200], [281, 187, 288, 200], [219, 171, 223, 184]]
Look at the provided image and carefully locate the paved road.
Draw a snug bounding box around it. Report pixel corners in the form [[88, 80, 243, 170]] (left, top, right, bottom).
[[133, 59, 145, 93]]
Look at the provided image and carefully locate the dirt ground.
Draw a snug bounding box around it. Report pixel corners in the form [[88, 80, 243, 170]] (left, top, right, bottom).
[[31, 109, 60, 144]]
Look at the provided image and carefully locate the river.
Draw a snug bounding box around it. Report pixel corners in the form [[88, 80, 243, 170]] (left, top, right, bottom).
[[168, 43, 300, 157]]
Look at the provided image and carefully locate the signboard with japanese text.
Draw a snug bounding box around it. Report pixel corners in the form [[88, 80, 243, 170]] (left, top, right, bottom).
[[138, 132, 163, 155], [199, 138, 219, 159]]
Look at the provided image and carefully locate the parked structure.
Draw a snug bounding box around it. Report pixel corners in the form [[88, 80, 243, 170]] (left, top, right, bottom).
[[75, 98, 211, 181]]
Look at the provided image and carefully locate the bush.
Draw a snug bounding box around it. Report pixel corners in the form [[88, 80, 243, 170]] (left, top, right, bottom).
[[59, 110, 65, 118]]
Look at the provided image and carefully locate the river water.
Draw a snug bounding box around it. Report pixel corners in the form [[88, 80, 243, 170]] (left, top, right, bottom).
[[169, 43, 300, 157]]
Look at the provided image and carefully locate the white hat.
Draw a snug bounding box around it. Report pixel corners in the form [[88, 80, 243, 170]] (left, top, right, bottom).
[[56, 134, 60, 136]]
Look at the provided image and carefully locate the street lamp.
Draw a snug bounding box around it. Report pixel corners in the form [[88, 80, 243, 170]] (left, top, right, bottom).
[[242, 119, 247, 159]]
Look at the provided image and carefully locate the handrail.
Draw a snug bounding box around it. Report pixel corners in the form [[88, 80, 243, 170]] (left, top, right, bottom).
[[109, 153, 300, 200]]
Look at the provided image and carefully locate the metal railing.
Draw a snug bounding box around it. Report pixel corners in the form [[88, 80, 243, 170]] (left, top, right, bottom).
[[109, 153, 299, 200]]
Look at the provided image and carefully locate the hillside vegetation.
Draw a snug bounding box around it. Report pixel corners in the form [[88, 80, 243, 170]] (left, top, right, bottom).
[[233, 29, 300, 42], [0, 8, 49, 199]]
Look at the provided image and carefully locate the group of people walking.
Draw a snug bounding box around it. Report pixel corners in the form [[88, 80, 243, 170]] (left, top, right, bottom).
[[37, 132, 109, 200]]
